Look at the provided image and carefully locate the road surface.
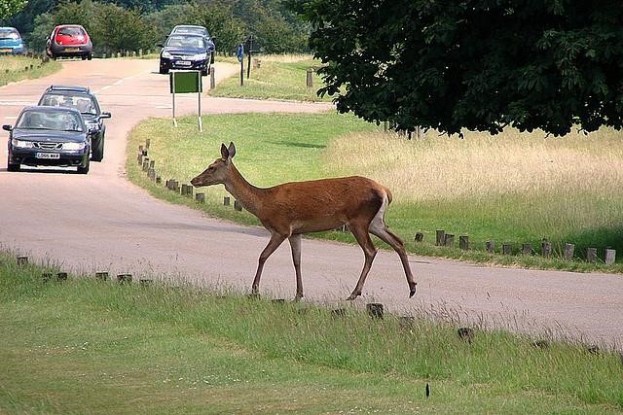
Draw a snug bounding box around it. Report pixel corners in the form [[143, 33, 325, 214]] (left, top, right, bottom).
[[1, 58, 621, 350]]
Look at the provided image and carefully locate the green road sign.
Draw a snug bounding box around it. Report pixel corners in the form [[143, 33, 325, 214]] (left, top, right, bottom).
[[170, 70, 202, 93]]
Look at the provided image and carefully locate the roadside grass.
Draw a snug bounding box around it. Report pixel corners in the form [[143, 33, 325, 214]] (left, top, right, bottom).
[[0, 55, 60, 86], [127, 111, 623, 272], [210, 54, 329, 102], [1, 254, 622, 414]]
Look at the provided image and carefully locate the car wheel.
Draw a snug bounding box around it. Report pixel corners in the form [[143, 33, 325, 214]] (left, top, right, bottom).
[[77, 157, 90, 174], [201, 68, 208, 77], [7, 161, 20, 172], [159, 67, 168, 75], [81, 55, 87, 60], [87, 53, 92, 60], [91, 136, 104, 162]]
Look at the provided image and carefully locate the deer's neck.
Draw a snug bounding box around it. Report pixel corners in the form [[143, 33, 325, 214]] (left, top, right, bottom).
[[224, 164, 263, 216]]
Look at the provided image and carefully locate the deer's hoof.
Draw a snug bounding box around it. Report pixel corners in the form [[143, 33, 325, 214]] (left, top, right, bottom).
[[409, 285, 417, 298]]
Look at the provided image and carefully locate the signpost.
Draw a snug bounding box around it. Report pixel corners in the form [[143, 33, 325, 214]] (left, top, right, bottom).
[[169, 70, 203, 131]]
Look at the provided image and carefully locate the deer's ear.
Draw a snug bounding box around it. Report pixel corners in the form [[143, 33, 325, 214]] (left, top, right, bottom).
[[228, 142, 236, 159], [220, 143, 229, 160]]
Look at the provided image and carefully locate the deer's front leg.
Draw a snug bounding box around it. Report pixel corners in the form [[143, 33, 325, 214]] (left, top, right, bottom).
[[288, 234, 303, 301], [252, 233, 287, 296]]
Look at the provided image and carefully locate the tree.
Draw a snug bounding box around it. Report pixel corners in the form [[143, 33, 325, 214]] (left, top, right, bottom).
[[0, 0, 27, 21], [291, 0, 623, 136]]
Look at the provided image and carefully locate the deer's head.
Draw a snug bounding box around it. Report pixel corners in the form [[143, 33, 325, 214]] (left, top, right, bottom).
[[191, 142, 236, 187]]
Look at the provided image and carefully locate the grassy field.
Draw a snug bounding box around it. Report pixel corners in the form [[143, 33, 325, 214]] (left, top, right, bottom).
[[127, 104, 623, 272], [210, 55, 330, 102], [0, 55, 60, 86], [1, 254, 622, 414]]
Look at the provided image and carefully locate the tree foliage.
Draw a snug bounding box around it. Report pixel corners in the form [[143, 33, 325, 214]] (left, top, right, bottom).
[[292, 0, 623, 136], [0, 0, 27, 21]]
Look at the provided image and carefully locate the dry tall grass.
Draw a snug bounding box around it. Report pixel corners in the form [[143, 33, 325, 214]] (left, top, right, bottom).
[[325, 127, 623, 203]]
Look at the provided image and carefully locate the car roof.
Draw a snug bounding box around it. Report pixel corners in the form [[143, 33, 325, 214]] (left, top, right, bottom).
[[22, 105, 82, 114], [44, 85, 92, 94]]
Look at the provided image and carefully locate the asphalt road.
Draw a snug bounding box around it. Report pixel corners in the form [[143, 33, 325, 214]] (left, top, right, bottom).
[[1, 58, 622, 350]]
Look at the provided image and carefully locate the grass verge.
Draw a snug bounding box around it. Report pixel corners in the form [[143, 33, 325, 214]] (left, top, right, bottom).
[[1, 253, 622, 414], [0, 55, 61, 86]]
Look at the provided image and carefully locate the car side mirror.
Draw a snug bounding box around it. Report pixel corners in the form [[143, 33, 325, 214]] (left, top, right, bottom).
[[2, 125, 13, 131], [157, 43, 164, 48], [100, 112, 111, 119]]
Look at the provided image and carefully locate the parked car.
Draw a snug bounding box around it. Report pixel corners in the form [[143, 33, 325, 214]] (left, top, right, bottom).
[[3, 106, 92, 174], [46, 24, 93, 60], [38, 85, 111, 161], [0, 27, 25, 55], [169, 25, 216, 64], [159, 33, 212, 76]]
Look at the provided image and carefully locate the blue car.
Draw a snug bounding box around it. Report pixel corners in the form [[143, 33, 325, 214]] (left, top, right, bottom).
[[0, 27, 25, 55]]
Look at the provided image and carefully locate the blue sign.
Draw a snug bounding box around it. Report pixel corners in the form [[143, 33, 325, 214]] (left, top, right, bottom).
[[236, 44, 244, 62]]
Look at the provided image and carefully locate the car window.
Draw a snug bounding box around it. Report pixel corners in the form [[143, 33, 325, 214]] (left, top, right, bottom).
[[40, 94, 98, 115], [58, 26, 85, 36], [0, 28, 20, 39]]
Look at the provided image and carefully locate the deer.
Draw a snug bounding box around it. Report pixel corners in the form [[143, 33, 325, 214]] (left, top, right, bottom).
[[190, 142, 417, 301]]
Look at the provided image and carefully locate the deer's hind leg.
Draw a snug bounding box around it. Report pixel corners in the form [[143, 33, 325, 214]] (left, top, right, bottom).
[[288, 234, 304, 301], [369, 209, 417, 298]]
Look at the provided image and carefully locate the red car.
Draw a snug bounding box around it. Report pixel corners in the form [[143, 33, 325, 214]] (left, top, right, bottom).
[[46, 24, 93, 60]]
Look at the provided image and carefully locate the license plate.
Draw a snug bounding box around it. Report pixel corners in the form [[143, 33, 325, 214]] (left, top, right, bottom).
[[64, 47, 80, 52], [0, 48, 12, 53], [36, 153, 60, 159], [176, 60, 192, 66]]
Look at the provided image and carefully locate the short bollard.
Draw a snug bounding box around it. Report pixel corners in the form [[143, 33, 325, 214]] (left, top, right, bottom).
[[117, 274, 133, 284], [366, 303, 384, 319], [56, 272, 68, 281], [17, 256, 28, 266], [95, 272, 109, 281]]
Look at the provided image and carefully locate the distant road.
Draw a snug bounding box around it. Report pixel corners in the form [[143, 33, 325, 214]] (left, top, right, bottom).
[[1, 58, 622, 350]]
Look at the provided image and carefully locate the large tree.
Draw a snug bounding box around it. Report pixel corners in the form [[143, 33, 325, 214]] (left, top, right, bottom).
[[291, 0, 623, 136]]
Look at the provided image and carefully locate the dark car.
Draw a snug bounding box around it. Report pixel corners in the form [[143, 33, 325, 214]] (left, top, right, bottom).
[[38, 85, 111, 161], [159, 33, 212, 76], [0, 27, 25, 55], [170, 25, 216, 64], [46, 24, 93, 60], [3, 106, 92, 174]]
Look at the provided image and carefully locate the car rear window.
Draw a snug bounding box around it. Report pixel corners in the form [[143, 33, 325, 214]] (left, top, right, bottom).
[[58, 26, 85, 36]]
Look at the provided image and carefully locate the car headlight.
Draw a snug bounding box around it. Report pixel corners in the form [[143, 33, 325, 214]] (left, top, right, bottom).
[[161, 51, 173, 59], [11, 139, 33, 149], [189, 53, 207, 61], [63, 142, 86, 151], [86, 122, 99, 130]]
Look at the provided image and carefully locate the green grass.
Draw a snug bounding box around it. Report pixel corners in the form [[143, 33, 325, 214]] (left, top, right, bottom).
[[0, 55, 61, 86], [127, 112, 623, 273], [210, 55, 330, 102], [1, 254, 622, 414]]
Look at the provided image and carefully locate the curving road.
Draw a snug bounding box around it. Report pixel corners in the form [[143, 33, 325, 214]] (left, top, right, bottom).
[[1, 59, 622, 350]]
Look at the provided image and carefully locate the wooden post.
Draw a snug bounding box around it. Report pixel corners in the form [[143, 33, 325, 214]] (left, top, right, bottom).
[[56, 272, 68, 281], [224, 196, 230, 206], [459, 235, 469, 250], [234, 200, 243, 211], [210, 68, 216, 89], [521, 243, 533, 255], [605, 249, 616, 265], [414, 232, 424, 242], [435, 229, 445, 246], [117, 274, 132, 284], [145, 138, 151, 149], [564, 243, 575, 260], [586, 248, 597, 263], [444, 233, 454, 247], [486, 240, 495, 253], [306, 68, 314, 87], [95, 272, 109, 281], [502, 243, 512, 255], [541, 240, 552, 258], [195, 193, 205, 203], [17, 256, 28, 265], [366, 303, 384, 319]]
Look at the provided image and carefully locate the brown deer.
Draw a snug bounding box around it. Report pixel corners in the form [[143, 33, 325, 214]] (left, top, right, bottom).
[[190, 142, 417, 301]]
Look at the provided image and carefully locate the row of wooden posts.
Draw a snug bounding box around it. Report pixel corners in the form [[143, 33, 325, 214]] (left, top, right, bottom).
[[422, 229, 616, 264], [137, 140, 617, 265]]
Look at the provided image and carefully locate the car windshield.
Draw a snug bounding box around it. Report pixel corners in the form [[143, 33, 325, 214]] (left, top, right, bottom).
[[173, 26, 209, 37], [17, 110, 84, 132], [166, 35, 206, 49], [58, 26, 85, 36], [40, 94, 97, 115]]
